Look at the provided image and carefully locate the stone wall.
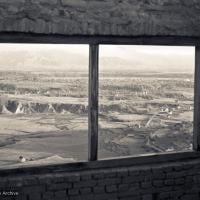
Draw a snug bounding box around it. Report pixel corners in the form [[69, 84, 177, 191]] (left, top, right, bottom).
[[0, 0, 200, 37], [1, 158, 200, 200]]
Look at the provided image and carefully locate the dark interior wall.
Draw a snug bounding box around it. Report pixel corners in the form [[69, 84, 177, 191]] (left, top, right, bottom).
[[0, 0, 200, 37]]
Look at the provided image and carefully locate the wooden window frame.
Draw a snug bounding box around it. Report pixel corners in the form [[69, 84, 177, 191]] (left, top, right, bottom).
[[0, 32, 199, 172], [89, 44, 99, 161], [193, 46, 200, 151], [90, 44, 199, 161]]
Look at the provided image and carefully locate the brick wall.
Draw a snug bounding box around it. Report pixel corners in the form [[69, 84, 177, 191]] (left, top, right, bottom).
[[0, 0, 200, 37], [0, 158, 200, 200]]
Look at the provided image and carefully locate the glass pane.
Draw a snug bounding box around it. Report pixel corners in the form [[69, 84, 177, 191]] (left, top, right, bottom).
[[0, 44, 88, 167], [98, 45, 194, 159]]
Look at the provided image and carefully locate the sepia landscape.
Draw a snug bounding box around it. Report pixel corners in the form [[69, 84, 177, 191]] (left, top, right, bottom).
[[0, 70, 89, 167], [99, 71, 194, 158], [0, 44, 195, 167], [0, 44, 89, 167], [98, 45, 194, 158]]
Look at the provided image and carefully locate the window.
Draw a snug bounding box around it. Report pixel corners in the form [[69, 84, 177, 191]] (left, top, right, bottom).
[[0, 40, 198, 168], [0, 44, 89, 167], [98, 45, 195, 159]]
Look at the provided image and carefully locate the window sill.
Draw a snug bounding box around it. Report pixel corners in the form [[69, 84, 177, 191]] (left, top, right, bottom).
[[0, 151, 199, 177]]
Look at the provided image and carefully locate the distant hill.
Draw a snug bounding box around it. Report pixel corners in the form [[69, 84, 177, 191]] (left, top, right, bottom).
[[0, 44, 194, 73]]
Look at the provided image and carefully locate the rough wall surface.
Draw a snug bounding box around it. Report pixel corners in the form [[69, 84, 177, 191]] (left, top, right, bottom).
[[1, 159, 200, 200], [0, 0, 200, 37]]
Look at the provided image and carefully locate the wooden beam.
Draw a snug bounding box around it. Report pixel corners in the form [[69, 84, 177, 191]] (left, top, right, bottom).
[[194, 46, 200, 151], [88, 44, 99, 161], [0, 32, 200, 46]]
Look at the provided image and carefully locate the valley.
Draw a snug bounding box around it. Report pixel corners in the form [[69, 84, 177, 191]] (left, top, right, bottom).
[[0, 70, 194, 167]]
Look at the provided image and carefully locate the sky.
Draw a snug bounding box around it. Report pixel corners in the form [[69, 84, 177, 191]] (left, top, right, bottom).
[[0, 44, 195, 72]]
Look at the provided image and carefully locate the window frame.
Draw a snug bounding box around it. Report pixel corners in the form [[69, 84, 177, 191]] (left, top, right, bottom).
[[0, 32, 199, 171], [91, 44, 198, 161]]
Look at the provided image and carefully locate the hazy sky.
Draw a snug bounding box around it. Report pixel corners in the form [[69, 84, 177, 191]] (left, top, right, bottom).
[[0, 44, 195, 72]]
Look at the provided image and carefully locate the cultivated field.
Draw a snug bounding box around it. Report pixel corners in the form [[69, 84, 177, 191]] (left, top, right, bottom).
[[0, 71, 88, 167], [0, 70, 194, 167], [99, 71, 194, 158]]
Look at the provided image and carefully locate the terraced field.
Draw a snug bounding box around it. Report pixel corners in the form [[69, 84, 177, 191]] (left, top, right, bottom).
[[0, 70, 194, 167]]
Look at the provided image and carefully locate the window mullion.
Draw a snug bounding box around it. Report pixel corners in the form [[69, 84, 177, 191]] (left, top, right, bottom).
[[193, 46, 200, 151], [88, 44, 99, 161]]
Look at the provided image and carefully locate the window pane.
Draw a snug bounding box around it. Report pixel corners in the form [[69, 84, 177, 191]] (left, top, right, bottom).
[[98, 45, 194, 159], [0, 44, 88, 167]]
